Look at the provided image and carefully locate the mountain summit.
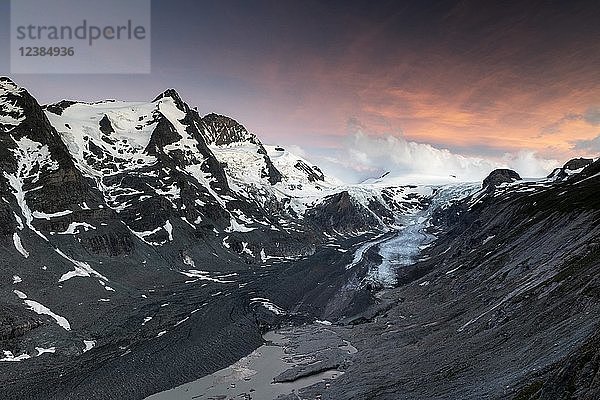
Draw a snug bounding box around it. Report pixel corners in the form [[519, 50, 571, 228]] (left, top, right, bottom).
[[1, 78, 599, 400]]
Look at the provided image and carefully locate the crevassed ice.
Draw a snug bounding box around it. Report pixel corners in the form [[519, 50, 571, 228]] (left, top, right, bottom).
[[367, 183, 479, 286]]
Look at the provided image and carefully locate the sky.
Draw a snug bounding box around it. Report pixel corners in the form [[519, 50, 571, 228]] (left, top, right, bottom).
[[1, 0, 599, 183]]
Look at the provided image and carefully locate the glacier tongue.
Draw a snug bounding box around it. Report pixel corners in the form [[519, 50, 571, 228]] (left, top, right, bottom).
[[370, 211, 436, 286], [367, 183, 480, 286]]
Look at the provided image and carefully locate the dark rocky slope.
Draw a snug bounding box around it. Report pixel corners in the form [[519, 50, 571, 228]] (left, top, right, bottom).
[[310, 163, 600, 400]]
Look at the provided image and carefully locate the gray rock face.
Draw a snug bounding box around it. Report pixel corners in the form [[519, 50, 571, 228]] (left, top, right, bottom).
[[201, 113, 259, 146], [0, 308, 41, 341], [522, 328, 600, 399], [482, 168, 521, 191], [294, 160, 325, 182], [305, 191, 383, 234], [44, 100, 77, 116], [563, 157, 594, 171], [577, 157, 600, 179], [547, 157, 594, 181]]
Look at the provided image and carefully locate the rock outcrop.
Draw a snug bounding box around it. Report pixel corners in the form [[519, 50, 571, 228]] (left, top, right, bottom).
[[482, 168, 521, 191]]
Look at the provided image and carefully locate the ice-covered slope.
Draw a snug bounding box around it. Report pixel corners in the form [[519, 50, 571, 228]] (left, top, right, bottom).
[[45, 100, 158, 177], [45, 87, 432, 235], [44, 90, 295, 250], [199, 114, 344, 217]]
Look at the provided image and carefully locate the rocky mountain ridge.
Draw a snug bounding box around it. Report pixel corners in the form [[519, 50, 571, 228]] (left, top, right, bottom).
[[0, 77, 598, 400]]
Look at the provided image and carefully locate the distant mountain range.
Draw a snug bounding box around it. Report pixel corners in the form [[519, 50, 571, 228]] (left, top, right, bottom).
[[1, 77, 599, 400]]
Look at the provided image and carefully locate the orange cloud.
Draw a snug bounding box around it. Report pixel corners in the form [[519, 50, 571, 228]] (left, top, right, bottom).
[[207, 8, 600, 163]]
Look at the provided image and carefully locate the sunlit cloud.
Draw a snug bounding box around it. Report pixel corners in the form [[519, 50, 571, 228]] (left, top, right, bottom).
[[302, 129, 558, 184]]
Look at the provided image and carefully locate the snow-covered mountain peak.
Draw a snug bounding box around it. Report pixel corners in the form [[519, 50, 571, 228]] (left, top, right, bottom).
[[152, 88, 189, 113], [547, 157, 594, 182], [0, 77, 23, 95], [0, 78, 27, 130], [265, 145, 336, 187]]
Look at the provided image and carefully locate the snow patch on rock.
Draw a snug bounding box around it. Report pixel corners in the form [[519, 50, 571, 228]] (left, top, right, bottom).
[[12, 232, 29, 258], [13, 290, 71, 331]]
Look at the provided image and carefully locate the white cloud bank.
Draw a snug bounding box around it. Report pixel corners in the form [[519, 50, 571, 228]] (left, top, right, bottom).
[[308, 132, 559, 184]]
